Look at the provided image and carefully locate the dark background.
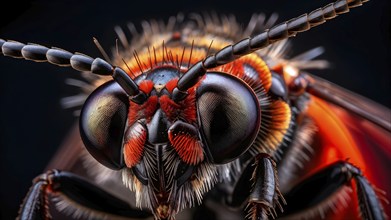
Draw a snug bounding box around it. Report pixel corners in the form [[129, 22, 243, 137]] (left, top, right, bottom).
[[0, 0, 389, 219]]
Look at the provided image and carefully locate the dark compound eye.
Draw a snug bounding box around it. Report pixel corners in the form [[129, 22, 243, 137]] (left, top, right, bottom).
[[80, 81, 129, 170], [196, 72, 261, 164]]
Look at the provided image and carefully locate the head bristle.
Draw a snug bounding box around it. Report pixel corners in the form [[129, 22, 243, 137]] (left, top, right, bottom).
[[187, 40, 194, 69], [92, 37, 112, 63]]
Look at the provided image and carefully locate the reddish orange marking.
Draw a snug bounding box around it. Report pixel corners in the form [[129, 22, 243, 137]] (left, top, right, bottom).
[[172, 32, 181, 40], [128, 96, 158, 125], [180, 88, 197, 123], [168, 131, 204, 165], [144, 96, 159, 119], [138, 80, 154, 94], [160, 95, 180, 120], [128, 102, 140, 125], [165, 78, 179, 93], [159, 88, 197, 123], [123, 123, 147, 167], [214, 53, 272, 91], [271, 64, 283, 74], [262, 100, 291, 151]]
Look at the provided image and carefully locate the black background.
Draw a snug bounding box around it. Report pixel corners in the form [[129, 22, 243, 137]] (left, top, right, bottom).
[[0, 0, 390, 219]]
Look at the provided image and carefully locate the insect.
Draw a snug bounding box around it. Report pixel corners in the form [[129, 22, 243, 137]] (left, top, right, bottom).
[[0, 0, 390, 219]]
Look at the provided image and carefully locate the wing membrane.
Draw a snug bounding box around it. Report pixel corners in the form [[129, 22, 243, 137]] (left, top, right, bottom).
[[307, 73, 391, 132]]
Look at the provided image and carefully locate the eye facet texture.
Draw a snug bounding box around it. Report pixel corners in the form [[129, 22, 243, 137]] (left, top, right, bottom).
[[197, 72, 261, 164]]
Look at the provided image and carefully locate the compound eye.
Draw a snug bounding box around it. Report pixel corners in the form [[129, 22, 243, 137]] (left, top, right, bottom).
[[80, 81, 129, 170], [197, 72, 261, 164]]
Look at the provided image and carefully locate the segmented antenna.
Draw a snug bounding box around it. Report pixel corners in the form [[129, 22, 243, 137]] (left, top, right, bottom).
[[172, 0, 368, 101], [0, 39, 146, 104]]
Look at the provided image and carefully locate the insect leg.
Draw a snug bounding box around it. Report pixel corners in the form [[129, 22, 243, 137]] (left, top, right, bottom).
[[18, 172, 52, 220], [280, 161, 386, 220], [246, 154, 284, 220], [18, 170, 152, 220]]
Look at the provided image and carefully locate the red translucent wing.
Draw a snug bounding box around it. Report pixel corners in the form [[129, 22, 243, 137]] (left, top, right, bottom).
[[307, 74, 391, 158], [308, 74, 391, 132], [307, 74, 391, 217]]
